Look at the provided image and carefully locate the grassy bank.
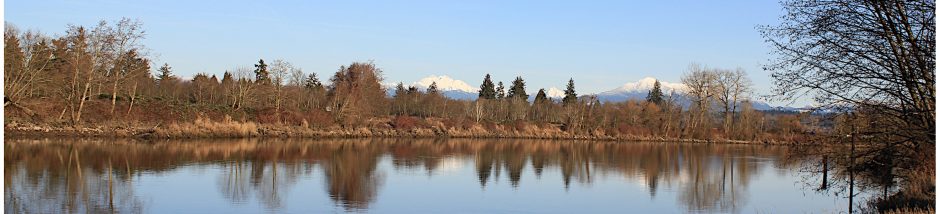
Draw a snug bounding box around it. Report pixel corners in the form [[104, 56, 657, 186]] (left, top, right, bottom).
[[4, 116, 797, 145]]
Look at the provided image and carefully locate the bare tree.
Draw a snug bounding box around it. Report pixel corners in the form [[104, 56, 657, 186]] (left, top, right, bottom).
[[231, 66, 256, 110], [713, 68, 752, 137], [4, 24, 55, 107], [761, 0, 935, 210], [681, 64, 717, 138], [328, 62, 387, 126], [104, 18, 146, 115], [114, 50, 150, 115], [287, 66, 305, 87], [269, 59, 293, 122]]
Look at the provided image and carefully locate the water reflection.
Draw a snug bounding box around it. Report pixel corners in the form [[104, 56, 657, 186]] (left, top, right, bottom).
[[5, 138, 810, 213]]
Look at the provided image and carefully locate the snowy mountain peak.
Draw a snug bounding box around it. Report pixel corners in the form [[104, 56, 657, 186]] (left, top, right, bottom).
[[530, 87, 566, 99], [607, 77, 686, 94], [412, 75, 477, 93], [545, 87, 565, 98]]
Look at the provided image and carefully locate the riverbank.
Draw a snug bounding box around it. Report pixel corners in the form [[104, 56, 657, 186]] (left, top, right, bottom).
[[4, 118, 798, 145]]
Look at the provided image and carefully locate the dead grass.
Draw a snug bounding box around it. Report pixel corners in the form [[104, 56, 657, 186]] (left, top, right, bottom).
[[882, 207, 934, 214], [156, 115, 258, 138]]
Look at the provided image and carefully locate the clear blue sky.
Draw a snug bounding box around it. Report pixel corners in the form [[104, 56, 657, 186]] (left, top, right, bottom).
[[5, 0, 801, 106]]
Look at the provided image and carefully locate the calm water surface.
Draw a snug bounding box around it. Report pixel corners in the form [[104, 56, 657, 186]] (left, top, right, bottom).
[[5, 138, 852, 213]]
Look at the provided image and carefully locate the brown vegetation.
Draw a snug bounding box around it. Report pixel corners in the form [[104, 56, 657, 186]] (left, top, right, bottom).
[[4, 19, 814, 145], [761, 0, 935, 211]]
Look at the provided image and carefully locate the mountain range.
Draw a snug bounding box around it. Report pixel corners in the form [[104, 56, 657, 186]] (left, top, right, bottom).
[[387, 75, 776, 110]]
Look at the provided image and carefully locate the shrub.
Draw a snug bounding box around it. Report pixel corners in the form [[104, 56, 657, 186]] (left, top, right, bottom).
[[255, 107, 279, 124], [479, 121, 496, 131], [157, 115, 258, 138], [305, 109, 334, 128], [391, 115, 420, 130], [443, 117, 476, 130], [511, 120, 527, 132]]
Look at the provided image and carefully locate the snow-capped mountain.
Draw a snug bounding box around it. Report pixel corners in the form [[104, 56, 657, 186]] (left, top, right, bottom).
[[385, 75, 783, 110], [527, 87, 566, 102], [594, 77, 686, 103], [385, 75, 479, 100], [410, 75, 477, 93], [545, 87, 565, 98], [593, 77, 775, 110]]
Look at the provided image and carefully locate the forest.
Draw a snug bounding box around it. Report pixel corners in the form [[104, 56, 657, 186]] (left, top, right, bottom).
[[3, 19, 808, 143]]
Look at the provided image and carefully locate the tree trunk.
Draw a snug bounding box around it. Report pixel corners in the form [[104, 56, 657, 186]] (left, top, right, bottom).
[[126, 82, 137, 115], [75, 82, 91, 123], [110, 80, 119, 115]]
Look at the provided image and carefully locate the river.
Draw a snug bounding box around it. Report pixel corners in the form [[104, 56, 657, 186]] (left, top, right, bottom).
[[4, 138, 857, 213]]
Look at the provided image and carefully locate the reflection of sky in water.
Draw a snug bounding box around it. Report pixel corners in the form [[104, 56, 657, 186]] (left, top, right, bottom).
[[127, 157, 846, 213], [6, 140, 857, 214]]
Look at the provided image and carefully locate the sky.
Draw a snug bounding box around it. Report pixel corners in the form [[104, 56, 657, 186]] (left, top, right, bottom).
[[5, 0, 803, 106]]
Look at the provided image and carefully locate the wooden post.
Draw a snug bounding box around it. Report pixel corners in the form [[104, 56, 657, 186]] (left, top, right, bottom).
[[849, 113, 856, 214]]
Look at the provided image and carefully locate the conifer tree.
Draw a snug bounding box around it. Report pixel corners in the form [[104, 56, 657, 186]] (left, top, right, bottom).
[[254, 59, 270, 84], [496, 81, 506, 99], [394, 82, 406, 98], [427, 81, 439, 94], [304, 73, 323, 90], [646, 80, 664, 105], [156, 63, 176, 86], [562, 78, 578, 105], [478, 74, 496, 99], [534, 88, 549, 104], [507, 76, 528, 101]]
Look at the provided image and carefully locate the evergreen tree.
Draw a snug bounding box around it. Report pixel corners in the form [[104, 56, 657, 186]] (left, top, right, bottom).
[[496, 81, 506, 99], [427, 81, 439, 94], [507, 76, 528, 101], [394, 82, 406, 98], [406, 86, 419, 95], [646, 80, 664, 105], [4, 31, 24, 81], [478, 74, 496, 99], [562, 78, 577, 105], [254, 59, 270, 84], [221, 71, 234, 87], [304, 73, 323, 90], [156, 63, 176, 85], [534, 88, 549, 104]]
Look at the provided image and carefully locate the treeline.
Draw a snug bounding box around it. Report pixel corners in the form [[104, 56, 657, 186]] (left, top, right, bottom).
[[4, 19, 808, 141]]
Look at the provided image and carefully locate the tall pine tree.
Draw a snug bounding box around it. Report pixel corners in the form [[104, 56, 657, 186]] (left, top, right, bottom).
[[562, 78, 578, 105], [646, 80, 664, 105], [427, 81, 439, 94], [254, 59, 270, 84], [394, 82, 406, 98], [534, 88, 549, 104], [496, 81, 506, 99], [157, 63, 176, 86], [478, 74, 496, 99], [304, 73, 323, 90], [507, 76, 528, 101]]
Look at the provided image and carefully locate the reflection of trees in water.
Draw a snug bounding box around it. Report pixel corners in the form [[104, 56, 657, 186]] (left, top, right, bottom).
[[674, 148, 753, 213], [217, 141, 306, 210], [7, 138, 794, 213], [218, 161, 251, 203], [462, 141, 785, 212], [5, 143, 144, 213], [322, 142, 384, 211]]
